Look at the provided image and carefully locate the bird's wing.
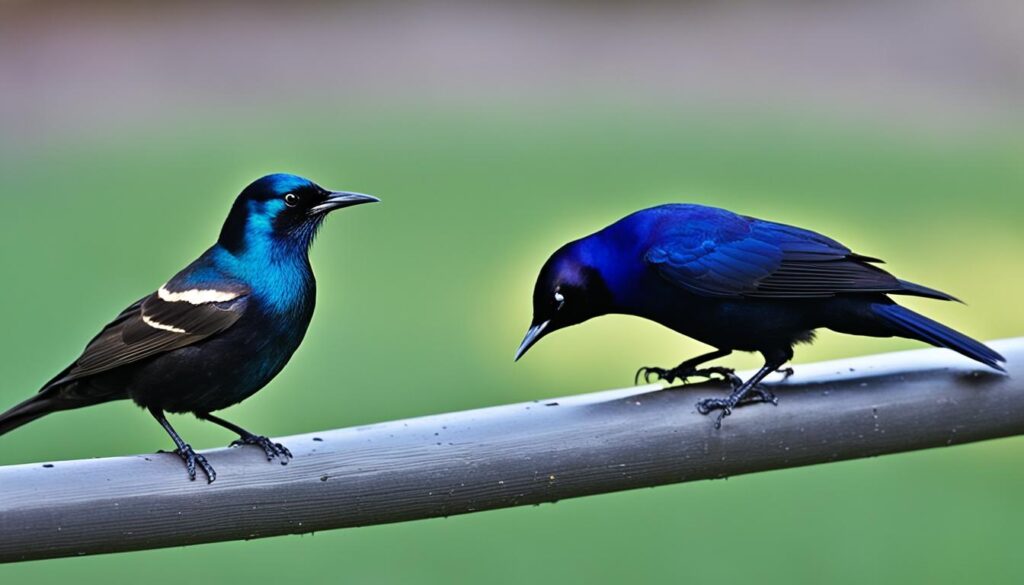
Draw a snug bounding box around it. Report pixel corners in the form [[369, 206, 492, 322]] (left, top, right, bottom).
[[46, 283, 249, 388], [644, 211, 908, 299]]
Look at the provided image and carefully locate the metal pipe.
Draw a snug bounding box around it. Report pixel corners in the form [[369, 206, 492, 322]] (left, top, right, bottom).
[[1, 339, 1020, 563]]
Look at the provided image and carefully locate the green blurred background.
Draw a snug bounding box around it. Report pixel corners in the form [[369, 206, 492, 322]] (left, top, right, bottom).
[[1, 1, 1022, 583]]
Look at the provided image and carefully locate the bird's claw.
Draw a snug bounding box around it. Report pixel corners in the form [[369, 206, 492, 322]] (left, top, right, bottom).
[[698, 367, 744, 388], [695, 385, 778, 429], [695, 398, 733, 429], [635, 366, 669, 385], [775, 367, 795, 381], [175, 444, 217, 483], [744, 386, 779, 406], [636, 365, 741, 387], [231, 435, 292, 465]]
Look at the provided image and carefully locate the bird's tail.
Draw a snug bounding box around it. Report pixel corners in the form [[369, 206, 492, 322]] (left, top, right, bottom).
[[872, 303, 1005, 372], [0, 391, 65, 436]]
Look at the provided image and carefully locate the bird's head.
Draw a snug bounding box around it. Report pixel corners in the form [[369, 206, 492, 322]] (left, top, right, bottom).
[[515, 241, 614, 361], [219, 173, 379, 255]]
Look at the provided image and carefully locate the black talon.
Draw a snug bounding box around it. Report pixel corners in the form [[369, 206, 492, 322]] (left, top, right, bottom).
[[635, 349, 739, 386], [637, 364, 740, 387], [695, 385, 777, 428], [694, 353, 790, 428], [638, 350, 791, 428], [695, 397, 734, 429], [695, 398, 723, 415], [745, 386, 779, 406], [174, 443, 217, 483], [151, 406, 218, 483], [636, 366, 672, 385], [698, 366, 744, 388], [714, 409, 729, 429], [197, 412, 293, 466], [231, 434, 292, 464]]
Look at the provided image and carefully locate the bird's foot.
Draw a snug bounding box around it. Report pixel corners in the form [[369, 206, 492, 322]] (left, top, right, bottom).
[[744, 386, 779, 406], [696, 385, 778, 429], [174, 444, 217, 483], [636, 365, 742, 387], [776, 367, 795, 381], [231, 434, 292, 465], [695, 397, 734, 429]]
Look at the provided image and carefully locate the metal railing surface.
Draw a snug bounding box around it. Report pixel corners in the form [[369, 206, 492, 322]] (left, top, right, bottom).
[[1, 339, 1020, 563]]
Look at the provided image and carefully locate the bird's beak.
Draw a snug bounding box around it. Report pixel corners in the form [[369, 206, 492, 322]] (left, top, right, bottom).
[[514, 320, 550, 362], [312, 191, 380, 214]]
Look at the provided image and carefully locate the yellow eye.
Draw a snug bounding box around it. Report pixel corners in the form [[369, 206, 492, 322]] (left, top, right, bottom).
[[284, 193, 299, 207]]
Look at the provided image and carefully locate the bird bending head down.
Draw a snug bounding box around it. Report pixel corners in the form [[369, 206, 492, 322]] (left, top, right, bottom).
[[515, 203, 1004, 428], [515, 241, 614, 361]]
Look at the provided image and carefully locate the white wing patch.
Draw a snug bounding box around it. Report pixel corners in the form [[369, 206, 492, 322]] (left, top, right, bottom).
[[142, 314, 188, 334], [158, 286, 241, 305]]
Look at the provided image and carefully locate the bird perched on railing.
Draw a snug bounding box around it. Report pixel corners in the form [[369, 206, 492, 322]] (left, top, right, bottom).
[[0, 174, 378, 482], [515, 204, 1005, 427]]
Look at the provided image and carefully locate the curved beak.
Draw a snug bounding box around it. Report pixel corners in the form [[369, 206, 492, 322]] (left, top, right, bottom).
[[514, 320, 550, 362], [312, 191, 380, 214]]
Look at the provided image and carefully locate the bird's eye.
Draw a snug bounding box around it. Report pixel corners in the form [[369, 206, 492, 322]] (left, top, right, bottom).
[[284, 193, 300, 207], [554, 291, 565, 304]]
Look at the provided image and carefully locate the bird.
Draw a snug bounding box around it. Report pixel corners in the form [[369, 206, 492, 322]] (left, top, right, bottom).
[[0, 173, 378, 482], [514, 203, 1005, 427]]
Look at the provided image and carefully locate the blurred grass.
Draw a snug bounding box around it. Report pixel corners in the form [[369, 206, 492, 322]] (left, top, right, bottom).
[[0, 105, 1022, 584]]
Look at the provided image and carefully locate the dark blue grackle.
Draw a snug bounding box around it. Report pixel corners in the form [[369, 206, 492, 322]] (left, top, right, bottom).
[[0, 174, 378, 481], [515, 204, 1005, 427]]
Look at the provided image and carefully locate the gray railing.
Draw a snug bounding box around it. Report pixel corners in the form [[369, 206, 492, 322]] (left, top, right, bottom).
[[1, 338, 1020, 563]]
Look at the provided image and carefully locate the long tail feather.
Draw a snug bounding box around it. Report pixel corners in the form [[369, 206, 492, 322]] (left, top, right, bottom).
[[896, 279, 961, 302], [873, 303, 1005, 371], [0, 393, 61, 436]]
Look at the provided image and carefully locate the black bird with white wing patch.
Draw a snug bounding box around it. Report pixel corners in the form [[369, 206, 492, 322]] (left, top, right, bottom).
[[0, 174, 378, 482]]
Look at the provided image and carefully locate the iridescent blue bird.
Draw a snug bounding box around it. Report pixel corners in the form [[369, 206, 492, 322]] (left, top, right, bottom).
[[0, 174, 378, 481], [516, 204, 1004, 427]]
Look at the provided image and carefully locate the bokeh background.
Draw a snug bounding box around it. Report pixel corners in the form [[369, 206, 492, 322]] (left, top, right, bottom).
[[1, 1, 1022, 583]]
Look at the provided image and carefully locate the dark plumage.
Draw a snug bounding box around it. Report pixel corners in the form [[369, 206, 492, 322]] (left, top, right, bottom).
[[0, 173, 378, 481], [516, 204, 1005, 427]]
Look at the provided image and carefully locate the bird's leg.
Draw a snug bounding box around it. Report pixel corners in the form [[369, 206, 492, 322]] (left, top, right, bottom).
[[150, 407, 216, 483], [740, 366, 795, 406], [197, 413, 292, 464], [695, 358, 785, 429], [636, 349, 735, 385]]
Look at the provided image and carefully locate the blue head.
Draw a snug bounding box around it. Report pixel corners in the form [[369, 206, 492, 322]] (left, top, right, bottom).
[[218, 173, 379, 256], [514, 238, 614, 361]]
